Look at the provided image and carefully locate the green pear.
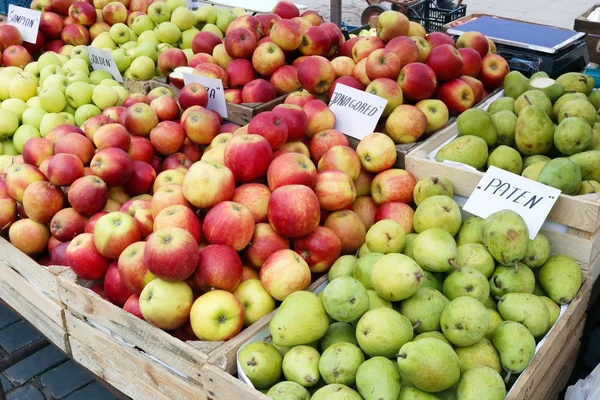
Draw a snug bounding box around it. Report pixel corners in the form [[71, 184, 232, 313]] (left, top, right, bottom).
[[487, 97, 515, 114], [282, 345, 321, 387], [492, 321, 536, 373], [457, 108, 497, 146], [497, 293, 550, 337], [455, 244, 495, 277], [515, 105, 555, 155], [538, 158, 582, 195], [485, 296, 497, 310], [238, 342, 282, 390], [556, 72, 594, 95], [553, 92, 588, 120], [356, 308, 413, 358], [371, 253, 424, 301], [402, 233, 418, 259], [270, 291, 329, 347], [413, 195, 462, 236], [440, 296, 490, 347], [356, 357, 401, 400], [558, 100, 597, 126], [579, 180, 600, 194], [485, 309, 503, 340], [366, 290, 392, 310], [515, 90, 552, 116], [323, 276, 369, 323], [456, 366, 506, 400], [539, 255, 583, 305], [366, 219, 406, 254], [570, 150, 600, 181], [310, 384, 362, 400], [521, 161, 547, 181], [319, 342, 364, 386], [435, 135, 489, 170], [487, 145, 523, 174], [329, 255, 358, 280], [456, 216, 484, 246], [554, 117, 593, 155], [413, 176, 454, 206], [539, 296, 561, 334], [400, 287, 450, 333], [489, 263, 535, 297], [397, 338, 461, 392], [420, 269, 443, 291], [503, 71, 529, 99], [358, 242, 371, 257], [588, 89, 600, 110], [522, 232, 551, 268], [443, 267, 490, 303], [267, 381, 310, 400], [528, 76, 565, 102], [533, 281, 548, 296], [353, 252, 383, 290], [454, 337, 501, 374], [413, 228, 458, 273], [320, 322, 359, 352], [482, 210, 529, 268], [413, 331, 452, 346], [491, 110, 518, 147], [398, 386, 440, 399], [523, 155, 551, 169]]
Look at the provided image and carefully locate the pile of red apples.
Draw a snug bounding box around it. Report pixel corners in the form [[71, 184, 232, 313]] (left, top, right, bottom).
[[0, 80, 419, 342]]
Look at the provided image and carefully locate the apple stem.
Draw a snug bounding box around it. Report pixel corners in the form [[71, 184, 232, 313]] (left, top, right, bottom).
[[396, 354, 407, 359], [412, 320, 421, 330], [514, 260, 519, 273], [449, 259, 461, 272], [524, 95, 532, 106], [505, 371, 512, 383]]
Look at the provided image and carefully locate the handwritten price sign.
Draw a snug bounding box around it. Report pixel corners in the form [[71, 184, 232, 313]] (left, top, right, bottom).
[[87, 47, 123, 82]]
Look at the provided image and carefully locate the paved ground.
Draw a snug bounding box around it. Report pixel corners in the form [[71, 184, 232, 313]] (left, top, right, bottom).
[[302, 0, 597, 29], [0, 304, 117, 400]]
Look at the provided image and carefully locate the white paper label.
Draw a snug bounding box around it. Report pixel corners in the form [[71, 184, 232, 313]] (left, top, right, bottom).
[[7, 5, 41, 44], [328, 83, 387, 140], [463, 166, 561, 239], [186, 0, 199, 9], [86, 46, 123, 83], [182, 73, 228, 118]]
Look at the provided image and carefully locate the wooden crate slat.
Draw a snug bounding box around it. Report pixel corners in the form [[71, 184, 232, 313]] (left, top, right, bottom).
[[202, 364, 270, 400], [66, 313, 209, 400]]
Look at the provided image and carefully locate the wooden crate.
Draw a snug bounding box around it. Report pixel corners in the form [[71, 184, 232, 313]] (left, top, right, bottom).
[[0, 237, 72, 353], [123, 79, 292, 126], [574, 4, 600, 64], [404, 122, 600, 279], [57, 272, 327, 400]]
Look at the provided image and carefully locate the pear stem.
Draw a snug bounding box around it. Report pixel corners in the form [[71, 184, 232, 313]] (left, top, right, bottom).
[[449, 259, 461, 272], [396, 354, 407, 359], [505, 371, 512, 383], [514, 260, 519, 273], [524, 95, 532, 106], [495, 296, 503, 301], [412, 320, 421, 331]]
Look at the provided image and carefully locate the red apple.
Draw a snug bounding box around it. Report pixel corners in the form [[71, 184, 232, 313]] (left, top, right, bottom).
[[102, 1, 127, 25], [371, 169, 416, 205], [226, 59, 257, 89], [50, 241, 69, 266], [179, 139, 203, 163], [270, 19, 302, 51], [244, 223, 289, 269], [224, 27, 257, 59], [67, 232, 110, 280], [124, 103, 159, 137], [270, 65, 300, 95], [151, 95, 179, 122], [437, 78, 476, 114], [84, 211, 108, 234], [149, 121, 186, 156], [352, 58, 370, 86], [385, 104, 428, 144], [124, 161, 155, 196], [285, 91, 315, 107], [118, 241, 155, 294], [247, 111, 288, 150], [157, 48, 188, 77], [104, 261, 133, 306], [93, 123, 131, 151], [268, 184, 320, 238], [122, 93, 147, 108], [303, 99, 336, 138], [69, 1, 96, 26], [229, 183, 270, 224], [47, 153, 84, 187], [192, 31, 222, 55], [40, 12, 63, 40], [272, 1, 299, 19], [299, 26, 331, 56], [0, 25, 23, 51], [427, 44, 463, 82], [241, 79, 277, 103], [375, 201, 414, 234], [23, 138, 54, 167], [45, 40, 62, 53], [352, 196, 377, 230], [355, 132, 397, 173], [385, 36, 420, 66], [365, 77, 404, 117], [331, 56, 356, 78], [426, 32, 455, 48], [195, 244, 242, 292], [128, 136, 154, 164], [458, 48, 482, 77], [145, 227, 199, 281], [309, 128, 348, 162], [5, 164, 45, 203], [151, 184, 190, 217], [318, 145, 361, 180], [202, 201, 254, 251], [89, 21, 110, 40], [123, 294, 144, 319], [22, 181, 64, 224], [314, 170, 356, 211], [22, 31, 44, 55], [324, 210, 366, 255], [294, 226, 341, 273], [154, 204, 201, 243], [50, 207, 87, 241], [225, 88, 242, 104], [328, 76, 366, 99], [456, 31, 489, 58], [339, 36, 359, 58], [82, 115, 112, 141], [267, 152, 316, 191], [297, 55, 336, 95], [178, 83, 209, 110], [478, 54, 510, 91], [181, 105, 220, 144], [182, 161, 235, 209], [162, 153, 192, 173], [458, 75, 484, 104], [68, 175, 109, 217], [93, 211, 141, 259], [2, 45, 33, 68], [271, 104, 307, 141], [320, 22, 344, 56], [365, 48, 402, 81], [260, 249, 310, 301], [90, 148, 133, 187], [256, 13, 282, 36], [226, 15, 262, 40], [352, 36, 384, 63], [61, 23, 89, 45]]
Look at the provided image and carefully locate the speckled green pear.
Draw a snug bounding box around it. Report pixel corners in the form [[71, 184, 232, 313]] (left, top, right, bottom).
[[456, 216, 484, 246], [515, 105, 555, 155], [320, 322, 358, 352], [497, 293, 550, 337], [267, 381, 310, 400], [282, 345, 321, 387], [552, 92, 587, 120], [558, 100, 597, 126], [482, 210, 529, 267], [402, 233, 418, 259], [521, 161, 547, 181], [492, 321, 536, 373], [356, 357, 401, 400], [398, 386, 440, 400], [435, 135, 489, 169], [522, 233, 551, 268], [455, 244, 495, 277], [318, 343, 364, 386], [366, 219, 405, 254], [356, 308, 413, 358], [366, 290, 392, 310], [523, 155, 551, 169], [503, 71, 529, 99], [457, 108, 498, 146], [570, 150, 600, 181], [440, 296, 490, 347], [556, 72, 594, 95], [310, 384, 362, 400], [485, 309, 503, 340], [538, 158, 582, 195], [413, 176, 454, 206], [539, 255, 583, 305], [353, 252, 383, 290], [456, 366, 506, 400], [413, 228, 458, 273], [413, 331, 452, 346], [491, 110, 518, 147], [454, 337, 501, 374], [487, 145, 523, 174], [515, 90, 552, 116], [238, 342, 283, 390], [579, 180, 600, 194], [489, 263, 536, 297], [270, 291, 329, 347], [413, 195, 462, 236], [443, 267, 490, 303], [487, 96, 515, 114], [329, 255, 358, 281], [323, 276, 369, 323], [371, 253, 424, 301], [400, 287, 450, 333]]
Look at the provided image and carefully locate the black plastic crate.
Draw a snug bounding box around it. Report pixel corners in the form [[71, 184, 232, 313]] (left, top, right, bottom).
[[408, 0, 467, 33]]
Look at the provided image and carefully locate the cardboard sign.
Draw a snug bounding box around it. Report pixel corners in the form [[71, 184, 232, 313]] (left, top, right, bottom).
[[7, 5, 41, 44], [182, 73, 228, 118], [463, 166, 561, 239], [328, 83, 387, 140], [86, 47, 123, 83]]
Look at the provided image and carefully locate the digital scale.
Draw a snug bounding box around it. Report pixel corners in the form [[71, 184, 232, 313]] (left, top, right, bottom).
[[447, 15, 589, 77]]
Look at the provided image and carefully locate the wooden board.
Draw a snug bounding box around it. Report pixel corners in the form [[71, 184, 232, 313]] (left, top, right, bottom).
[[574, 4, 600, 35]]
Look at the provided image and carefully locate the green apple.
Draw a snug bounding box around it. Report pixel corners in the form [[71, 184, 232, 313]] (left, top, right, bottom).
[[13, 125, 41, 153], [0, 75, 11, 100], [157, 43, 173, 55], [156, 22, 181, 44], [0, 142, 3, 155], [0, 66, 23, 77], [180, 27, 199, 49], [57, 54, 69, 65], [201, 23, 224, 39], [112, 48, 133, 73], [24, 62, 40, 80], [130, 31, 138, 42], [38, 52, 62, 71], [2, 141, 17, 155], [134, 41, 159, 62], [26, 97, 42, 109], [1, 99, 27, 122], [92, 85, 120, 110], [183, 48, 193, 62], [42, 75, 69, 93], [91, 32, 117, 50], [215, 9, 235, 34], [39, 88, 67, 113], [9, 75, 37, 102], [171, 7, 195, 31], [110, 23, 131, 45], [89, 70, 113, 84], [63, 58, 90, 76], [132, 15, 155, 35], [148, 2, 171, 24], [138, 30, 160, 46], [128, 56, 156, 80], [167, 0, 186, 12], [121, 41, 138, 50], [40, 113, 67, 137], [66, 82, 94, 108], [0, 110, 19, 139], [232, 7, 247, 17], [20, 71, 38, 82], [39, 65, 66, 84], [100, 79, 121, 86], [22, 107, 47, 130], [64, 104, 77, 115], [70, 46, 91, 66], [113, 86, 129, 105], [60, 45, 74, 57], [66, 71, 91, 85], [74, 104, 102, 126], [196, 4, 218, 25], [60, 112, 76, 125]]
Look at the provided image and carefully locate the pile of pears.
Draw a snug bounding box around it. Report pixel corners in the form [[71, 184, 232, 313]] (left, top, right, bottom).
[[238, 177, 584, 400], [436, 70, 600, 196]]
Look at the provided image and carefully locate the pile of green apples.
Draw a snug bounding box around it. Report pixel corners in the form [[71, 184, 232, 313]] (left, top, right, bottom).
[[238, 177, 584, 399], [435, 71, 600, 196], [0, 51, 131, 158]]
